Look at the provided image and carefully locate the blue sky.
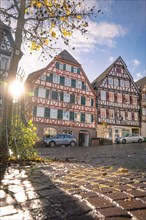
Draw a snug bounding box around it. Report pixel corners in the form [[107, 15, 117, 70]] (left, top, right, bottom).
[[19, 0, 146, 82]]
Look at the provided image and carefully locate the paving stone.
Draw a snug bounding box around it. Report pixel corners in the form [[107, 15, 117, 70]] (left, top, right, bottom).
[[114, 184, 133, 191], [130, 209, 146, 220], [116, 199, 146, 210], [46, 192, 77, 204], [105, 217, 132, 220], [87, 196, 115, 209], [95, 187, 114, 194], [25, 206, 58, 219], [128, 190, 146, 198], [98, 207, 131, 218], [80, 191, 98, 198], [38, 188, 62, 197], [105, 192, 129, 200], [20, 198, 51, 210]]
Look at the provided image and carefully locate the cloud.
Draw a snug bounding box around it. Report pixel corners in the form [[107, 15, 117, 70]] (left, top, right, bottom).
[[109, 56, 114, 62], [132, 59, 140, 67], [134, 72, 143, 81]]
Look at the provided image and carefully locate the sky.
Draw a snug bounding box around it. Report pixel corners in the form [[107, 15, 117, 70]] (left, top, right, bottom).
[[18, 0, 146, 83]]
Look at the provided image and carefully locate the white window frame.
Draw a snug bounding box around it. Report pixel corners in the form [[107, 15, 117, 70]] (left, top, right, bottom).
[[73, 67, 77, 73], [114, 78, 119, 86], [41, 75, 46, 81], [120, 79, 124, 87], [66, 64, 71, 72], [38, 87, 46, 98], [127, 112, 132, 120], [53, 74, 60, 84], [134, 112, 138, 121], [50, 109, 57, 119], [120, 111, 125, 120], [142, 108, 146, 116], [76, 80, 82, 89], [125, 80, 129, 87], [109, 109, 114, 119], [37, 106, 44, 117], [86, 114, 91, 123], [63, 110, 69, 120], [101, 90, 106, 101], [109, 92, 114, 102], [64, 93, 70, 103], [74, 112, 80, 121], [125, 94, 130, 104], [100, 108, 106, 118], [65, 77, 71, 87], [117, 93, 122, 103], [108, 77, 113, 85], [59, 62, 63, 70], [132, 96, 137, 105]]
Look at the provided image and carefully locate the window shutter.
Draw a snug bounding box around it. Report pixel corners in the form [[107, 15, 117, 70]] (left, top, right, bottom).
[[81, 113, 85, 122], [34, 87, 39, 96], [60, 76, 65, 85], [33, 106, 37, 116], [107, 92, 109, 101], [46, 89, 49, 98], [123, 94, 125, 103], [70, 94, 75, 103], [77, 68, 80, 74], [98, 109, 100, 116], [130, 96, 133, 105], [63, 64, 66, 70], [46, 74, 53, 82], [98, 91, 101, 100], [71, 66, 74, 72], [82, 82, 86, 91], [81, 96, 86, 105], [51, 91, 58, 100], [58, 109, 63, 120], [56, 62, 59, 69], [60, 92, 64, 101], [91, 115, 94, 123], [107, 109, 109, 117], [115, 93, 117, 102], [132, 112, 134, 120], [91, 98, 94, 107], [44, 108, 50, 118], [70, 111, 74, 121], [71, 79, 76, 88]]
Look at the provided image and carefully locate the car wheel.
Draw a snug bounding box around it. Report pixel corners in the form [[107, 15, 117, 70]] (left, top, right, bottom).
[[49, 141, 56, 147], [70, 141, 75, 147], [138, 139, 142, 143], [122, 139, 126, 144]]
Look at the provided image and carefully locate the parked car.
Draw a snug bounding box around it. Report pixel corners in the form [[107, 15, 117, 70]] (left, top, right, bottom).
[[43, 134, 77, 147], [115, 133, 144, 144]]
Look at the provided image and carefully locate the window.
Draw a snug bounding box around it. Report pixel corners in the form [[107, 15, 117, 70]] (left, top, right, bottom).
[[59, 62, 63, 69], [51, 91, 58, 100], [134, 112, 138, 121], [71, 79, 76, 88], [132, 96, 137, 105], [81, 96, 86, 105], [76, 80, 82, 89], [58, 109, 63, 120], [0, 56, 9, 70], [120, 111, 125, 120], [86, 114, 91, 123], [101, 90, 106, 100], [91, 98, 94, 107], [142, 94, 146, 101], [65, 77, 71, 87], [44, 108, 50, 118], [50, 109, 57, 119], [41, 75, 46, 81], [38, 88, 46, 98], [125, 80, 129, 87], [116, 67, 121, 73], [80, 113, 85, 122], [64, 93, 70, 102], [82, 82, 86, 91], [109, 92, 114, 102], [109, 109, 114, 119], [117, 93, 122, 103], [44, 127, 57, 137], [59, 92, 64, 101], [37, 106, 44, 117], [108, 77, 113, 85], [120, 79, 124, 87], [114, 78, 119, 86], [34, 87, 39, 96], [66, 64, 71, 72], [91, 115, 94, 123], [73, 67, 77, 73], [60, 76, 65, 85], [125, 94, 130, 104], [100, 108, 106, 118], [127, 112, 132, 120], [33, 106, 37, 116], [142, 108, 146, 116], [46, 73, 53, 82], [53, 74, 60, 84], [63, 110, 69, 120]]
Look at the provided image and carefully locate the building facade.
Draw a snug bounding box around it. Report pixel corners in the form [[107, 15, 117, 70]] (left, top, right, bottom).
[[136, 77, 146, 137], [92, 56, 141, 142], [25, 50, 97, 146], [0, 21, 14, 123]]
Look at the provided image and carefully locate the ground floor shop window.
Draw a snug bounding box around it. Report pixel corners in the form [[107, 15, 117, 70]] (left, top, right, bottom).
[[44, 127, 57, 137], [63, 130, 73, 135]]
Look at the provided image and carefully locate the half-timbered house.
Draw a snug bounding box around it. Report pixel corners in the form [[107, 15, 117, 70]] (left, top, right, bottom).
[[92, 56, 141, 142], [0, 21, 14, 123], [25, 50, 97, 146], [136, 76, 146, 137]]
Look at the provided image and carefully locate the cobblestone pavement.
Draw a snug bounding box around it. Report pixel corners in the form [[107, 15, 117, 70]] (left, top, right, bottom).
[[0, 143, 146, 219]]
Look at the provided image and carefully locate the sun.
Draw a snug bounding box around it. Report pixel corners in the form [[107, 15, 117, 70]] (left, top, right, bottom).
[[9, 80, 24, 98]]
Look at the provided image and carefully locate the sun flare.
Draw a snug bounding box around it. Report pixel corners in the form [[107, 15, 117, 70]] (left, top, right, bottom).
[[9, 80, 24, 98]]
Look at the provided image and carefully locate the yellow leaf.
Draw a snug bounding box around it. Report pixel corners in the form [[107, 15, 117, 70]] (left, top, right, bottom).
[[51, 22, 55, 27], [51, 31, 56, 38], [66, 10, 70, 16], [76, 15, 82, 19], [36, 2, 42, 8], [44, 39, 49, 45]]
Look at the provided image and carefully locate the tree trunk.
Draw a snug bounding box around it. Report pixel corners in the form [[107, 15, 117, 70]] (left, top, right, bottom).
[[0, 1, 26, 162]]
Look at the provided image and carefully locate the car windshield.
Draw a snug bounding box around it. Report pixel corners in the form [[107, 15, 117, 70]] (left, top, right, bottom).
[[123, 133, 130, 137]]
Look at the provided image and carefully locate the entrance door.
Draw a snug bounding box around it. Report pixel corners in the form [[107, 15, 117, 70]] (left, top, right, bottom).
[[79, 132, 89, 147]]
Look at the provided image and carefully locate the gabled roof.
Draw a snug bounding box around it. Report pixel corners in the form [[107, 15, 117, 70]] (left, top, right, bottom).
[[136, 76, 146, 88], [56, 50, 80, 66], [92, 56, 126, 86]]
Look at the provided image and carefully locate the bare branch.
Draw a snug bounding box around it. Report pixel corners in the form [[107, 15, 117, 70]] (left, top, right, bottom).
[[13, 0, 20, 14], [0, 9, 18, 20]]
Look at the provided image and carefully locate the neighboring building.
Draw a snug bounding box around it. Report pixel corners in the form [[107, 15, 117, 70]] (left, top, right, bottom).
[[92, 56, 141, 142], [0, 21, 14, 123], [136, 76, 146, 137], [25, 50, 97, 146]]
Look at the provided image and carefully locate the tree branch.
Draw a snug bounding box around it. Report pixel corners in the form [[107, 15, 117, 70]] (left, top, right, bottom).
[[0, 9, 18, 19]]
